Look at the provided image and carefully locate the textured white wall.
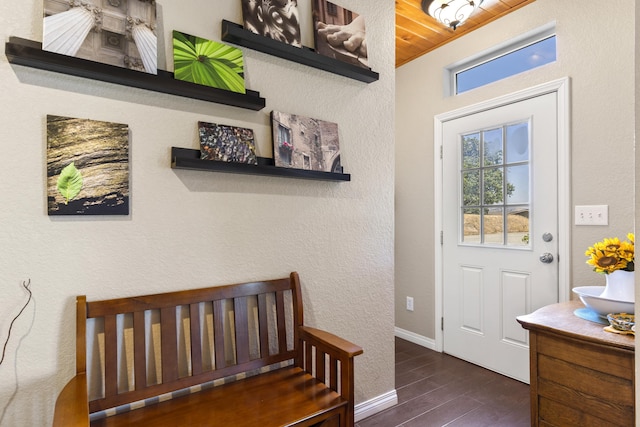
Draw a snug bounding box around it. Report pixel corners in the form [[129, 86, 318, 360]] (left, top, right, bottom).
[[396, 0, 635, 339], [0, 1, 395, 425]]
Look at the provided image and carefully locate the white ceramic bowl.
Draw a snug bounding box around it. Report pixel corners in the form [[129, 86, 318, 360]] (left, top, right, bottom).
[[572, 286, 635, 317]]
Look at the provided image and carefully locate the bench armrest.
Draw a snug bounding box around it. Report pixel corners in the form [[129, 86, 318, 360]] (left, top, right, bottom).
[[52, 373, 89, 427], [299, 326, 363, 358], [298, 326, 362, 427]]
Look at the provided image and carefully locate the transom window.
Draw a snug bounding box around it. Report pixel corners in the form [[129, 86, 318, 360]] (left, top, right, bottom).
[[446, 24, 557, 96], [461, 121, 531, 247]]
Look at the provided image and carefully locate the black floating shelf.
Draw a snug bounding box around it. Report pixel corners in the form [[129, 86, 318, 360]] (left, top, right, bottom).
[[5, 37, 266, 111], [171, 147, 351, 182], [221, 20, 379, 84]]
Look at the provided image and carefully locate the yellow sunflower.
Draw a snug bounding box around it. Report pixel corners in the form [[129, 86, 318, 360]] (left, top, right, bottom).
[[585, 233, 635, 274]]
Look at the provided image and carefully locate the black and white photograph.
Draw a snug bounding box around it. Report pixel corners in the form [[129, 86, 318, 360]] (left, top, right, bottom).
[[241, 0, 302, 47], [199, 121, 258, 165], [312, 0, 368, 68], [47, 115, 130, 215], [43, 0, 158, 74], [271, 111, 341, 173]]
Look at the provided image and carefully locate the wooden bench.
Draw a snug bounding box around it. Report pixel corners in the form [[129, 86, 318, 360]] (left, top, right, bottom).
[[53, 272, 363, 427]]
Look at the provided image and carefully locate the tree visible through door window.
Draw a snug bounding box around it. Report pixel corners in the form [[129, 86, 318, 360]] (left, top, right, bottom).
[[461, 121, 530, 246]]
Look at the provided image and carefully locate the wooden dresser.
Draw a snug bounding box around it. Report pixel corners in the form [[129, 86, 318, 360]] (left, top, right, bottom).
[[517, 301, 634, 426]]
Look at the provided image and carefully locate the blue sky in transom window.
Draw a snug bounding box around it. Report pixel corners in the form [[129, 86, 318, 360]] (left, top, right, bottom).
[[457, 36, 557, 94]]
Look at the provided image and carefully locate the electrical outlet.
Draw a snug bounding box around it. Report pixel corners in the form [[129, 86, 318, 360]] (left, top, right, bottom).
[[575, 205, 608, 225], [406, 296, 414, 311]]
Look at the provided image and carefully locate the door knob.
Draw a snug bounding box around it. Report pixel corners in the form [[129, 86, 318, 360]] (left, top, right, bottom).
[[539, 253, 554, 264]]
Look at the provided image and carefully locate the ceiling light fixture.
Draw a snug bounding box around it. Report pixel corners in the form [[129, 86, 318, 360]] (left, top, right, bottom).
[[421, 0, 483, 30]]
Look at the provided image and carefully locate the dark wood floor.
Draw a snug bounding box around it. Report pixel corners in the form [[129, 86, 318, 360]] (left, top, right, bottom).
[[356, 337, 531, 427]]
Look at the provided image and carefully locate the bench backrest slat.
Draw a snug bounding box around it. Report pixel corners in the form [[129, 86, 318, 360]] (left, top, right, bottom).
[[104, 315, 118, 398], [189, 303, 203, 376], [160, 306, 178, 383], [276, 290, 288, 354], [234, 297, 250, 364], [133, 311, 146, 389], [213, 299, 226, 369], [258, 294, 269, 358], [81, 273, 303, 414]]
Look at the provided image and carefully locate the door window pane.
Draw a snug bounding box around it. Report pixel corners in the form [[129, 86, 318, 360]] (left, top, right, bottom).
[[462, 170, 480, 206], [463, 208, 481, 243], [460, 121, 531, 247], [483, 167, 504, 205], [506, 164, 529, 204], [483, 208, 504, 245], [507, 207, 530, 247], [506, 122, 529, 163], [483, 128, 503, 166], [462, 133, 480, 168]]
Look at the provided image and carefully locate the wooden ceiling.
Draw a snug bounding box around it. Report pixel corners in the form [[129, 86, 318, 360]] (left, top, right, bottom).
[[396, 0, 537, 67]]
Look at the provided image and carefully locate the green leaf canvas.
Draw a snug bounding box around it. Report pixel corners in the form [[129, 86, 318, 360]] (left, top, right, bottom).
[[173, 31, 246, 94], [47, 115, 129, 215]]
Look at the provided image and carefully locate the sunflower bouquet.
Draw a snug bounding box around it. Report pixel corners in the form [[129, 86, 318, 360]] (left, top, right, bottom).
[[585, 233, 635, 274]]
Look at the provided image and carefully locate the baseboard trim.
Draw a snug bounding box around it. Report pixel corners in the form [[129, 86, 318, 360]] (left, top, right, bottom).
[[354, 389, 398, 422], [394, 327, 437, 350]]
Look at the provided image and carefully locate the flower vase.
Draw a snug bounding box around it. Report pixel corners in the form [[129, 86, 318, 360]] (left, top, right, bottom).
[[599, 270, 635, 302]]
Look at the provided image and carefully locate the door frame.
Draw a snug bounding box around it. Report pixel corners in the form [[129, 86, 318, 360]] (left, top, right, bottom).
[[433, 77, 571, 352]]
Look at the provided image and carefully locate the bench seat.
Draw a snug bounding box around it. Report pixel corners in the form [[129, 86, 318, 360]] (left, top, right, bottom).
[[91, 366, 346, 427]]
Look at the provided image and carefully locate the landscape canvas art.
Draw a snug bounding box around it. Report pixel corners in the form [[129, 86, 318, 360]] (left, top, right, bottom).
[[199, 122, 258, 165], [47, 115, 129, 215], [173, 31, 246, 94], [241, 0, 302, 47], [43, 0, 158, 74], [312, 0, 368, 68], [271, 111, 341, 173]]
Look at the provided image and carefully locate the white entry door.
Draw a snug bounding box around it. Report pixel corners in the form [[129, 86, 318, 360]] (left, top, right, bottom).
[[441, 91, 559, 383]]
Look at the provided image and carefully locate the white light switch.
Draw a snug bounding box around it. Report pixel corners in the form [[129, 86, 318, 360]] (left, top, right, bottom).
[[575, 205, 608, 226]]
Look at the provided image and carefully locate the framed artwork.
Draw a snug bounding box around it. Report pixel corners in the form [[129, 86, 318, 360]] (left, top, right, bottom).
[[43, 0, 158, 74], [47, 115, 129, 215], [271, 111, 341, 173], [199, 121, 258, 165], [173, 31, 245, 94], [241, 0, 302, 47], [312, 0, 368, 69]]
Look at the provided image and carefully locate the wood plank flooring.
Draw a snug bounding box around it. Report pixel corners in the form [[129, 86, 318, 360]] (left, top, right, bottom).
[[356, 338, 530, 427]]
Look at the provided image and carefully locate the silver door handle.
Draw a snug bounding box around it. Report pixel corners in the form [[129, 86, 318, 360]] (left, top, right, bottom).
[[540, 253, 554, 264]]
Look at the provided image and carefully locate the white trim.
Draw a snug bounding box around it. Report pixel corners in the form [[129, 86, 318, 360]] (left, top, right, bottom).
[[354, 390, 398, 422], [433, 77, 572, 351], [394, 327, 437, 351]]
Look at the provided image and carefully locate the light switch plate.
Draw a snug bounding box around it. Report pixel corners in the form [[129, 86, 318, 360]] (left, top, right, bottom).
[[575, 205, 608, 225]]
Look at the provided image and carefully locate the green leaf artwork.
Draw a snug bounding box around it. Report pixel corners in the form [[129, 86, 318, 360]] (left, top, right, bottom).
[[57, 162, 83, 205], [173, 31, 246, 94]]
